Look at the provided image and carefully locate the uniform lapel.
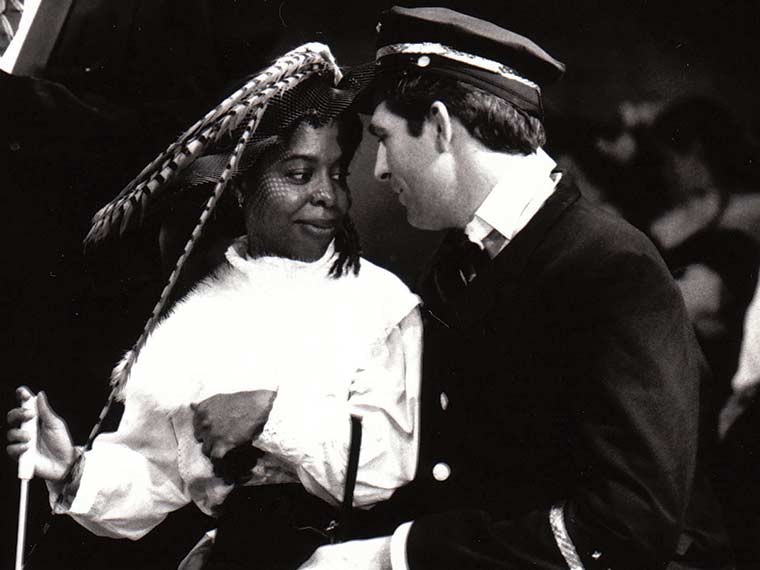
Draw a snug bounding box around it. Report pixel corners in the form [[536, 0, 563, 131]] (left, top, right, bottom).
[[452, 178, 581, 333]]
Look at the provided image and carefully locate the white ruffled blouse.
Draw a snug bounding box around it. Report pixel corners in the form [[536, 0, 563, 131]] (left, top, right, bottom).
[[54, 240, 422, 540]]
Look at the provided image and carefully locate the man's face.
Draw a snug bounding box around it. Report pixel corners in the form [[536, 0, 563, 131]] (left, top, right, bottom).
[[369, 101, 456, 230]]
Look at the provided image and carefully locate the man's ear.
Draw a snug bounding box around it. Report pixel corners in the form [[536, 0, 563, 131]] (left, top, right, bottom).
[[428, 101, 453, 152]]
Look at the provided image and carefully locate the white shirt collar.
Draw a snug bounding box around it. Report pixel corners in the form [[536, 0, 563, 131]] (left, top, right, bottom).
[[225, 236, 338, 277], [464, 148, 560, 254]]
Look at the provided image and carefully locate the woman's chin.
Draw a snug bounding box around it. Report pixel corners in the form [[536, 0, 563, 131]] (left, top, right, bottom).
[[291, 242, 332, 262], [290, 227, 336, 261], [276, 241, 333, 263], [246, 226, 336, 262]]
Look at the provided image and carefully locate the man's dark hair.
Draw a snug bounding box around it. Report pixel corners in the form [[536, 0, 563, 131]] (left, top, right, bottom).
[[377, 71, 546, 154]]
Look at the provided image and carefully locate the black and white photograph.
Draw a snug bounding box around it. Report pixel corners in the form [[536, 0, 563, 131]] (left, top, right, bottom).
[[3, 1, 760, 569]]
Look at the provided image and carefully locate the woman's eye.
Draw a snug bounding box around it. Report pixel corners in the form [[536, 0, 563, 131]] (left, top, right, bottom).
[[330, 169, 349, 182], [286, 170, 312, 183]]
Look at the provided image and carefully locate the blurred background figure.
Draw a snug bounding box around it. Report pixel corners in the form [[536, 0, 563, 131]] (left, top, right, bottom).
[[644, 96, 760, 570], [714, 278, 760, 569], [554, 92, 760, 569], [648, 97, 760, 248], [722, 282, 760, 436], [647, 97, 760, 436]]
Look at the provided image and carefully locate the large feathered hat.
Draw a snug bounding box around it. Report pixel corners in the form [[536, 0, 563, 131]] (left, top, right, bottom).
[[86, 42, 365, 244]]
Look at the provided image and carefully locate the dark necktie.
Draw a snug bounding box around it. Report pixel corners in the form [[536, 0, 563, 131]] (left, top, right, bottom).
[[432, 230, 491, 305]]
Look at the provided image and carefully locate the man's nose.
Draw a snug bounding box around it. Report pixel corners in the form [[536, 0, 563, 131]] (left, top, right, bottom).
[[374, 144, 391, 182]]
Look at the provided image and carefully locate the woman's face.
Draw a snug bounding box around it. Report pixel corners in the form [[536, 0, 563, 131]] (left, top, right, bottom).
[[242, 121, 349, 262]]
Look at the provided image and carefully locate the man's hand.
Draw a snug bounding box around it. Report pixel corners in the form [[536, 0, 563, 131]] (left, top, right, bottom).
[[191, 390, 276, 462], [298, 536, 392, 569]]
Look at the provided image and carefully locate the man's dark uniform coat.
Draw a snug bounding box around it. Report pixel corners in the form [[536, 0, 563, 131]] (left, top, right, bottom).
[[371, 181, 732, 570]]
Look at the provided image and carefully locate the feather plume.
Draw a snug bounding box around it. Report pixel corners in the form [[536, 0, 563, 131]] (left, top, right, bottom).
[[85, 42, 341, 245], [109, 105, 266, 398]]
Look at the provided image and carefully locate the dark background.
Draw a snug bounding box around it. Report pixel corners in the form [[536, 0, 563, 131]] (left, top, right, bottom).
[[1, 1, 758, 568]]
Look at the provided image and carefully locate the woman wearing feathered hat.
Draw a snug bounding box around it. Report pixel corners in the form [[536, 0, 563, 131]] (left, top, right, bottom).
[[7, 43, 420, 569]]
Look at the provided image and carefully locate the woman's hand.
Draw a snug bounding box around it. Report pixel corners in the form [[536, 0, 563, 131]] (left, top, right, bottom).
[[6, 386, 76, 482]]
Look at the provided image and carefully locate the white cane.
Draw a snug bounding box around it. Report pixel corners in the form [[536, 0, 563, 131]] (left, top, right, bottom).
[[15, 395, 38, 570]]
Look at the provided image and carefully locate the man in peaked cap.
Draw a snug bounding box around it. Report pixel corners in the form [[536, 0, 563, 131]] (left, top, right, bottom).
[[300, 6, 734, 570]]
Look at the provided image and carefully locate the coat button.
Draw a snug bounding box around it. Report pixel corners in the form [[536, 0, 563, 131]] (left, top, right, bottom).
[[439, 392, 449, 410], [432, 462, 451, 481]]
